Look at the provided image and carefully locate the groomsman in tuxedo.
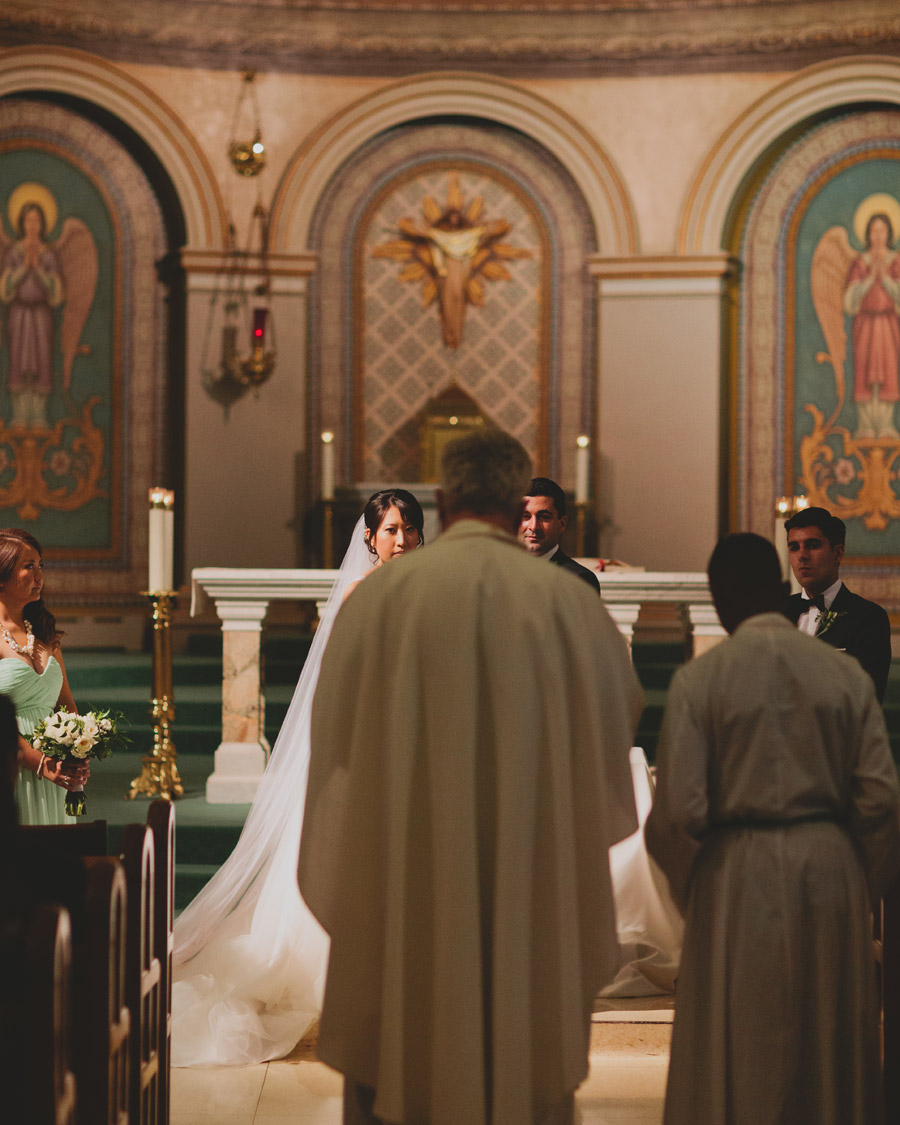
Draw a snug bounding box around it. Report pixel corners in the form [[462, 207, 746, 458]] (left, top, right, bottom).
[[519, 476, 601, 592], [784, 505, 891, 703]]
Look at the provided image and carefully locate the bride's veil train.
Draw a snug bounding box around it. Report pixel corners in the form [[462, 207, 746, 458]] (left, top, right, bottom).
[[171, 517, 374, 1067]]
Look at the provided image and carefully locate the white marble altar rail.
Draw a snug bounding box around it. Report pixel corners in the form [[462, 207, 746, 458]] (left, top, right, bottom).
[[192, 566, 723, 803]]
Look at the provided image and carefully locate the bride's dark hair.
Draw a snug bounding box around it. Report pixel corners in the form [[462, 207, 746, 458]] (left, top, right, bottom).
[[363, 489, 425, 557], [0, 528, 62, 645]]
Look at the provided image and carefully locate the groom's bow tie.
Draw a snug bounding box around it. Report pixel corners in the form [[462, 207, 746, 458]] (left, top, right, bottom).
[[806, 593, 827, 612]]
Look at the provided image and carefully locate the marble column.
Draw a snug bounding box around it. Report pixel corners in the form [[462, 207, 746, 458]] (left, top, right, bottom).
[[688, 603, 727, 657], [206, 599, 270, 803], [606, 603, 642, 655]]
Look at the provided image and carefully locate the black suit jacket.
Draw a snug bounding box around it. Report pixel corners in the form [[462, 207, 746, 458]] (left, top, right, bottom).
[[547, 548, 602, 594], [785, 584, 891, 703]]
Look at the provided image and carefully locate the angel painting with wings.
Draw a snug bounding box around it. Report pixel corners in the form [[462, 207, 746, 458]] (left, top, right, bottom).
[[0, 187, 97, 430], [812, 202, 900, 441]]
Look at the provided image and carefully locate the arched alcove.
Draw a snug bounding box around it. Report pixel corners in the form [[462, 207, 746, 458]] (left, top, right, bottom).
[[303, 117, 597, 515], [0, 46, 227, 594], [0, 45, 227, 253], [270, 72, 636, 258], [679, 56, 900, 255]]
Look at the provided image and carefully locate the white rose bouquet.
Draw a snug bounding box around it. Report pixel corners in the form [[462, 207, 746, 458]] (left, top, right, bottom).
[[31, 709, 129, 816]]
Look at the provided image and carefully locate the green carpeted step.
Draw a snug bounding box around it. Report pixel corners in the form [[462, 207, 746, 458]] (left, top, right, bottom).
[[632, 642, 687, 664], [175, 864, 221, 911], [634, 663, 680, 692], [66, 644, 314, 692], [176, 825, 245, 865], [64, 652, 151, 689], [65, 651, 219, 689]]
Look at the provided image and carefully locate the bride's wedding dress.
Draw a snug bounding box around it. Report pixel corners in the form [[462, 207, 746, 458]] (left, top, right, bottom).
[[172, 521, 680, 1067], [171, 519, 374, 1067], [601, 745, 683, 999]]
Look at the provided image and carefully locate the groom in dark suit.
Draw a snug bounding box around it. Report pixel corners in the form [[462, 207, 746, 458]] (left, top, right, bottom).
[[519, 477, 601, 593], [784, 506, 891, 703]]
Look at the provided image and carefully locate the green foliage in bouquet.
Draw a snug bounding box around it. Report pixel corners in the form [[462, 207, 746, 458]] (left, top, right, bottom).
[[32, 709, 130, 815]]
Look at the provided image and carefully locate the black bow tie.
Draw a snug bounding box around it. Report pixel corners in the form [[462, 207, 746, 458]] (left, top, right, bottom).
[[806, 593, 827, 612]]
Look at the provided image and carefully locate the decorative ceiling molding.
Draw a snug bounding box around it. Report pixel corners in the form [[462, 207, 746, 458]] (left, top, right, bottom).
[[269, 72, 637, 255], [679, 55, 900, 253], [0, 45, 228, 250], [2, 1, 900, 75]]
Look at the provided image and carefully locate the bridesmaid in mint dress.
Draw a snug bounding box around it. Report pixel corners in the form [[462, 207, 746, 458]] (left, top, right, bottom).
[[0, 529, 86, 825]]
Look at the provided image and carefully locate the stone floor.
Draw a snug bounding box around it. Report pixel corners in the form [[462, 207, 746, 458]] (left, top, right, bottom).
[[171, 1011, 673, 1125]]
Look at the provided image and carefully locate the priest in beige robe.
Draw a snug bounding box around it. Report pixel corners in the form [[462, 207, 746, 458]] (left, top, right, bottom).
[[646, 533, 900, 1125], [299, 429, 643, 1125]]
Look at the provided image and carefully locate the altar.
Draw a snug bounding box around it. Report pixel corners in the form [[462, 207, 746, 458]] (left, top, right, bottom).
[[191, 565, 724, 803]]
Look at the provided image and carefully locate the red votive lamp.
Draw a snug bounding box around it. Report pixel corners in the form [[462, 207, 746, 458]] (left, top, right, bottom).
[[252, 308, 268, 345]]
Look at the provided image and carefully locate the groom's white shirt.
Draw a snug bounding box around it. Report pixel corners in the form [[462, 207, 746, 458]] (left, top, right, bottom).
[[796, 576, 843, 636]]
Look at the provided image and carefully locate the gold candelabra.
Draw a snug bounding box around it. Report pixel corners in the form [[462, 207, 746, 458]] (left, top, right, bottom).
[[128, 592, 183, 801]]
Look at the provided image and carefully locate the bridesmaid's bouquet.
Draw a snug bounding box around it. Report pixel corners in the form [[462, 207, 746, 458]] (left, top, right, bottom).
[[32, 709, 129, 816]]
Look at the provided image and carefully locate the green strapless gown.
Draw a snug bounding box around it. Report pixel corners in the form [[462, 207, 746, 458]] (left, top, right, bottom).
[[1, 655, 66, 825]]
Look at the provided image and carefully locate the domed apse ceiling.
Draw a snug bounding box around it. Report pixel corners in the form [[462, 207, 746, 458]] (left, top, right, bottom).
[[2, 0, 899, 75]]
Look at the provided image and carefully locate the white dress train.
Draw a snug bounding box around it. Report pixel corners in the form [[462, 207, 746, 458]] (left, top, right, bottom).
[[171, 519, 374, 1067], [601, 745, 682, 999]]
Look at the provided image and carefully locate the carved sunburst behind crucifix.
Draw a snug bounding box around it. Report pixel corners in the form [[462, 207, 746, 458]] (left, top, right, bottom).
[[372, 174, 532, 348]]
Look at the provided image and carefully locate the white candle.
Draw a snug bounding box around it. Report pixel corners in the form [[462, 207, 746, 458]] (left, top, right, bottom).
[[575, 436, 590, 504], [148, 487, 175, 592], [321, 431, 335, 501], [774, 497, 791, 584]]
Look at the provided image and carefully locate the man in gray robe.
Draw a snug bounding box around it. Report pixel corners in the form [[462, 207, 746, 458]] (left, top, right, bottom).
[[646, 533, 900, 1125], [299, 429, 643, 1125]]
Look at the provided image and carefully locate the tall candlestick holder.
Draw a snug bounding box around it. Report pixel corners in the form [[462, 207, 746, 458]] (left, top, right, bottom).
[[128, 592, 183, 801], [574, 501, 588, 557], [323, 499, 335, 569]]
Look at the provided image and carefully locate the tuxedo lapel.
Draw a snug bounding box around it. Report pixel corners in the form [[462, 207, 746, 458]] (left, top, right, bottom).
[[785, 583, 889, 702], [815, 585, 856, 648], [828, 584, 854, 614]]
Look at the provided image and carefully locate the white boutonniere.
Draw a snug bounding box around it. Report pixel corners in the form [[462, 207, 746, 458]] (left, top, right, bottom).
[[815, 609, 846, 638]]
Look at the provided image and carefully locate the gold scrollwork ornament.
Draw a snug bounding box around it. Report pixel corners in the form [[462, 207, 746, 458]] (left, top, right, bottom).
[[0, 399, 106, 520]]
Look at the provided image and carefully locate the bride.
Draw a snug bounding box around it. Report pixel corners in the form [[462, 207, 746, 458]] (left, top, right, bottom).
[[172, 489, 425, 1067]]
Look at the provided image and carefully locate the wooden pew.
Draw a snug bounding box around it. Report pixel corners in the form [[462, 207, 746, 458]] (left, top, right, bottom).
[[18, 817, 108, 856], [148, 800, 175, 1125], [121, 822, 162, 1125], [76, 857, 130, 1125], [5, 903, 79, 1125], [12, 829, 130, 1125], [883, 876, 900, 1118], [17, 802, 175, 1125], [27, 904, 77, 1125]]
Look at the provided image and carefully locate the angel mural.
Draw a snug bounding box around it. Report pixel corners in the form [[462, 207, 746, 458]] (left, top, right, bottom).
[[0, 183, 97, 429], [806, 193, 900, 528], [0, 181, 104, 522], [373, 174, 531, 349]]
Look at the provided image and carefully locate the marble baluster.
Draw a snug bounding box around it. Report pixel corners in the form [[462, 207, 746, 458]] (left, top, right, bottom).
[[206, 600, 270, 803]]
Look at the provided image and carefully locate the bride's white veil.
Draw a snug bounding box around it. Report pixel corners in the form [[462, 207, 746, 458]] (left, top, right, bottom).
[[171, 517, 375, 1066]]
